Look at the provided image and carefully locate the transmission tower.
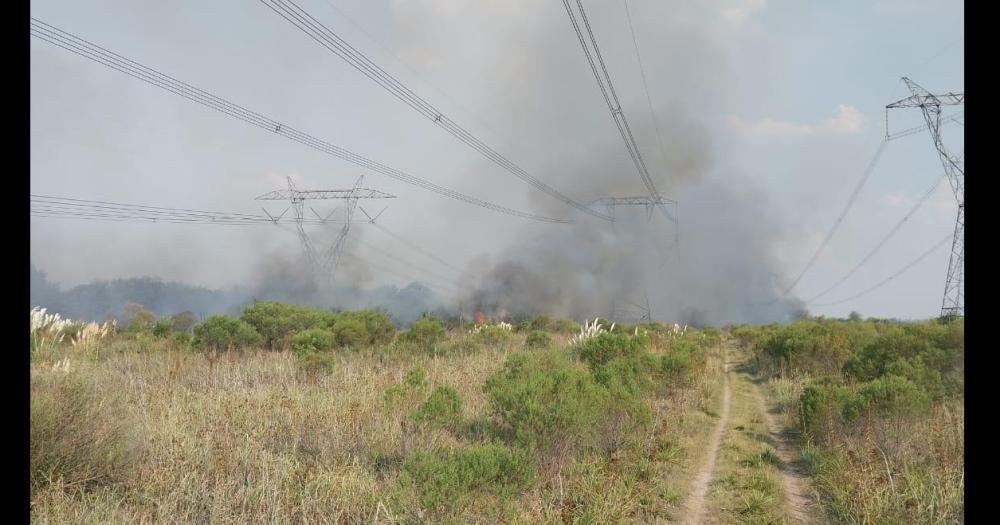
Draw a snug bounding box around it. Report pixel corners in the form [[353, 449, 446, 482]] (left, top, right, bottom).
[[887, 77, 964, 316], [590, 195, 679, 251], [256, 176, 395, 285]]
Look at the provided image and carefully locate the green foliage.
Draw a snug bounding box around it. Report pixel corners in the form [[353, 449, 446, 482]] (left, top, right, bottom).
[[192, 315, 262, 352], [171, 331, 192, 349], [401, 444, 536, 511], [152, 318, 173, 338], [525, 330, 551, 349], [398, 314, 446, 351], [575, 332, 650, 368], [297, 351, 336, 376], [337, 309, 396, 346], [514, 315, 578, 334], [124, 303, 155, 332], [331, 318, 367, 349], [405, 367, 427, 389], [857, 375, 930, 418], [238, 302, 334, 350], [484, 351, 611, 456], [473, 325, 514, 346], [290, 329, 336, 357], [439, 337, 481, 356], [411, 386, 463, 430]]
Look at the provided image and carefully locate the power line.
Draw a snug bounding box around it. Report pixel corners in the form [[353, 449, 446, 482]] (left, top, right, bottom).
[[371, 223, 469, 278], [887, 110, 963, 140], [621, 0, 671, 179], [30, 194, 345, 225], [346, 229, 463, 293], [30, 17, 570, 225], [809, 234, 952, 307], [259, 0, 611, 222], [560, 0, 675, 225], [804, 174, 946, 303], [778, 139, 890, 296]]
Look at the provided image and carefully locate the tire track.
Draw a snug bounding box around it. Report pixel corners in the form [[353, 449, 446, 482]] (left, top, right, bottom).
[[680, 353, 733, 524]]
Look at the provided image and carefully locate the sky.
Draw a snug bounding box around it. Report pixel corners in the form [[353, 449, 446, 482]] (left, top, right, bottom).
[[30, 0, 964, 321]]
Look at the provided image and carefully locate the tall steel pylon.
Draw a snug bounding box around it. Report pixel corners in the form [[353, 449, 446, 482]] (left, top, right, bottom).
[[256, 176, 395, 285], [887, 77, 964, 316]]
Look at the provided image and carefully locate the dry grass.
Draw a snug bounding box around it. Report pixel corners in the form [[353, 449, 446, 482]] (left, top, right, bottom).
[[801, 401, 964, 524], [31, 330, 725, 524]]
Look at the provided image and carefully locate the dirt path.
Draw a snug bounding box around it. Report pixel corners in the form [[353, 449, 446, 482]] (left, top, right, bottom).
[[753, 382, 820, 523], [680, 356, 732, 524]]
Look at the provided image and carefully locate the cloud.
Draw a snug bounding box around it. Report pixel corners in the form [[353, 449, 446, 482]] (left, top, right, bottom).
[[721, 0, 767, 25], [728, 105, 867, 139], [884, 191, 914, 208]]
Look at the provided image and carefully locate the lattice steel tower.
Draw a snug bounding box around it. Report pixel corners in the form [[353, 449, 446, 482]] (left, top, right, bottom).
[[256, 176, 394, 285], [887, 77, 964, 316]]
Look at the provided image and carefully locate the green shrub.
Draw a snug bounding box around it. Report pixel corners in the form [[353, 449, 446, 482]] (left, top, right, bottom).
[[592, 354, 658, 397], [239, 302, 334, 349], [485, 351, 611, 457], [385, 366, 427, 404], [799, 381, 856, 437], [297, 351, 336, 376], [338, 309, 396, 346], [398, 314, 446, 351], [857, 375, 930, 419], [192, 316, 262, 352], [290, 329, 336, 357], [525, 330, 551, 349], [575, 332, 649, 369], [440, 337, 481, 356], [405, 367, 427, 388], [151, 318, 172, 338], [171, 331, 192, 348], [331, 318, 367, 349], [401, 444, 536, 511], [473, 325, 514, 346], [412, 386, 463, 430]]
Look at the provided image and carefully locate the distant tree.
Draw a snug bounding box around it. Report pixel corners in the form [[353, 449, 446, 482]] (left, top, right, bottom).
[[848, 311, 863, 322], [170, 311, 198, 332], [124, 303, 155, 331]]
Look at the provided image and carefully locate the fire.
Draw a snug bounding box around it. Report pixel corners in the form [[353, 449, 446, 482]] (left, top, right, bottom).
[[474, 311, 486, 325]]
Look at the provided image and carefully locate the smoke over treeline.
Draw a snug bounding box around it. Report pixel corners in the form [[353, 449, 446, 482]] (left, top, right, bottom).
[[30, 264, 444, 327]]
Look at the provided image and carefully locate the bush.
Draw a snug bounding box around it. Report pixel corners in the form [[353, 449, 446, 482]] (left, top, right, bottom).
[[411, 386, 463, 430], [401, 444, 536, 511], [338, 309, 396, 346], [290, 329, 336, 357], [405, 366, 428, 388], [857, 375, 930, 419], [192, 316, 262, 352], [473, 325, 513, 346], [331, 318, 367, 349], [170, 311, 198, 333], [239, 302, 334, 349], [151, 318, 173, 338], [485, 351, 611, 460], [525, 330, 551, 349], [398, 314, 446, 351], [384, 366, 427, 404], [439, 337, 481, 356], [171, 331, 192, 349], [575, 332, 650, 369], [297, 351, 336, 376], [124, 303, 155, 332]]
